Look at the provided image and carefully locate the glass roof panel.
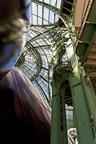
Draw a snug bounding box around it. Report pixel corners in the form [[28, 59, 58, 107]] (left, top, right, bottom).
[[44, 0, 61, 9], [16, 0, 75, 107], [31, 0, 60, 25]]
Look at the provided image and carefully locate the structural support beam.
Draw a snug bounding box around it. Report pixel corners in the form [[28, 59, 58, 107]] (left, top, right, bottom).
[[51, 74, 68, 144], [76, 0, 96, 62], [80, 67, 96, 133], [66, 43, 95, 143], [51, 63, 72, 144]]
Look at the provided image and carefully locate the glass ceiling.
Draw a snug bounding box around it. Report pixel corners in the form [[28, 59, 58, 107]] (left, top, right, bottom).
[[15, 0, 75, 107]]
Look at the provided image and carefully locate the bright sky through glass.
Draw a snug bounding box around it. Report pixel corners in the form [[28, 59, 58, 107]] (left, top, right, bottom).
[[17, 0, 63, 104], [31, 0, 61, 25]]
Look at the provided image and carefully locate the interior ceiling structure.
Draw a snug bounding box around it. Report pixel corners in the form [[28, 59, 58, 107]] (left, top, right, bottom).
[[15, 0, 96, 106], [75, 0, 96, 95]]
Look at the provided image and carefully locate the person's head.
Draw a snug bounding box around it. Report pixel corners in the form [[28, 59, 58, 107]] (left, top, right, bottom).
[[68, 128, 77, 140], [0, 0, 30, 78]]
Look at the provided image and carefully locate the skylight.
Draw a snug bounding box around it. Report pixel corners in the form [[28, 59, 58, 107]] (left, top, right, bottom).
[[31, 0, 61, 25]]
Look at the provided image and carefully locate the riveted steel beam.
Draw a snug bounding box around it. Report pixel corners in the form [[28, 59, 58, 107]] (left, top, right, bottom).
[[76, 0, 96, 63]]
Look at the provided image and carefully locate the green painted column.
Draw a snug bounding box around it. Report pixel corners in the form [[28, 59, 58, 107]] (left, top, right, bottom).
[[60, 85, 68, 144], [51, 79, 58, 144], [66, 44, 94, 144], [80, 67, 96, 136], [69, 73, 94, 144], [51, 71, 68, 144]]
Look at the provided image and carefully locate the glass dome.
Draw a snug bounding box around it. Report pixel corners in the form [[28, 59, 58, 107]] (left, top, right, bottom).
[[15, 0, 75, 107]]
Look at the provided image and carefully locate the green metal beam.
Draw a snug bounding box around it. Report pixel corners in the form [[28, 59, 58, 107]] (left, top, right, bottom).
[[51, 75, 68, 144], [66, 42, 95, 144], [76, 0, 96, 63], [51, 63, 72, 144], [80, 67, 96, 132]]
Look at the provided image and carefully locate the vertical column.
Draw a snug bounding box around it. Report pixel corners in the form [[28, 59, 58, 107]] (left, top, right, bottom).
[[51, 79, 58, 144], [59, 85, 68, 144], [66, 45, 94, 144], [80, 67, 96, 134], [51, 75, 68, 144]]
